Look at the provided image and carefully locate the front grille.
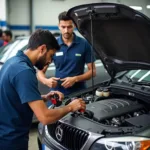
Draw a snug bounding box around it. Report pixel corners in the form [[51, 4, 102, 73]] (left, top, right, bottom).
[[47, 121, 89, 150]]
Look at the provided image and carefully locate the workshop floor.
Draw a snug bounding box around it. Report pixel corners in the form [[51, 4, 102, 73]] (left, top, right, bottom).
[[29, 123, 38, 150]]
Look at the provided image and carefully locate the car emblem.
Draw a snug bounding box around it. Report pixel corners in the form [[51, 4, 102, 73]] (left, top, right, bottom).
[[55, 125, 63, 142]]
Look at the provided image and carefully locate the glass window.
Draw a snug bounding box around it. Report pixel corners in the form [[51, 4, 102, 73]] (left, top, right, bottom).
[[0, 38, 28, 63], [126, 70, 150, 82]]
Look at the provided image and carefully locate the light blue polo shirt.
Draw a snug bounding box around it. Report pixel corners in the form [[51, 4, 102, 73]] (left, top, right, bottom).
[[52, 33, 95, 95]]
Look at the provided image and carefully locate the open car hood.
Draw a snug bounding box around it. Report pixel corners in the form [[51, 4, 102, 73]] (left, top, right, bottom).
[[67, 3, 150, 78]]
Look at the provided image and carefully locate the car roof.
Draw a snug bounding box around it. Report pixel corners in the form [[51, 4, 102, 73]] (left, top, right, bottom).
[[16, 36, 29, 40]]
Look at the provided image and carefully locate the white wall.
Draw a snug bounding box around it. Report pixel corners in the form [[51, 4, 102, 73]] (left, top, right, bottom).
[[7, 0, 30, 37], [33, 0, 103, 33], [0, 0, 7, 30], [6, 0, 150, 37]]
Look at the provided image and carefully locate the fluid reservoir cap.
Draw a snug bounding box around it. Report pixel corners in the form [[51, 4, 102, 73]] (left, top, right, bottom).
[[103, 88, 110, 97], [97, 87, 103, 92], [95, 87, 103, 97], [103, 88, 109, 92]]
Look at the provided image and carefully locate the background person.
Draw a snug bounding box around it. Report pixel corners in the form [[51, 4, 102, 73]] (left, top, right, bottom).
[[0, 29, 7, 47], [37, 11, 96, 96], [2, 29, 13, 44]]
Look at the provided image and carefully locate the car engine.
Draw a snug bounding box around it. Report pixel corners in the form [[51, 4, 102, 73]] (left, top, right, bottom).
[[84, 98, 146, 127], [66, 84, 150, 130]]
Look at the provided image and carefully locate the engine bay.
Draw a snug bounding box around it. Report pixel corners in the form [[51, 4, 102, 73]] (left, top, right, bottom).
[[84, 98, 147, 127], [65, 83, 150, 133]]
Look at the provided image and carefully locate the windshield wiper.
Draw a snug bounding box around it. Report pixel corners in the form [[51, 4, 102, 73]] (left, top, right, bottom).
[[124, 75, 133, 82], [0, 61, 4, 65], [124, 74, 150, 86], [131, 81, 150, 86]]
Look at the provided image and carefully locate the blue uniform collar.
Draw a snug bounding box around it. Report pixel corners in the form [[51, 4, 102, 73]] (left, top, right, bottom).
[[58, 33, 80, 45], [16, 51, 36, 72]]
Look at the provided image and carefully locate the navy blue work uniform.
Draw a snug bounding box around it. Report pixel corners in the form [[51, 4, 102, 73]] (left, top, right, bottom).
[[0, 51, 42, 150], [51, 33, 95, 95]]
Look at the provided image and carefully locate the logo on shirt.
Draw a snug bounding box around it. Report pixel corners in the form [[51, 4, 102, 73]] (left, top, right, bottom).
[[56, 52, 63, 56], [75, 53, 81, 56]]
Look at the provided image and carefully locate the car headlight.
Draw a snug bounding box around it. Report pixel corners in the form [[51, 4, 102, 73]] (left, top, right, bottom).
[[90, 137, 150, 150]]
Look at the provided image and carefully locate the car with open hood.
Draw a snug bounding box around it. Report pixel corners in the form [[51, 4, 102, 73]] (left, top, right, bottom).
[[38, 3, 150, 150]]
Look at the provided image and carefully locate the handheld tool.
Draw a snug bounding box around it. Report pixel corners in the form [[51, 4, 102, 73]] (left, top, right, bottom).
[[50, 94, 62, 109]]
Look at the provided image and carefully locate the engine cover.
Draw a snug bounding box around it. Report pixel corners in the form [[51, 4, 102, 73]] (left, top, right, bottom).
[[86, 98, 144, 121]]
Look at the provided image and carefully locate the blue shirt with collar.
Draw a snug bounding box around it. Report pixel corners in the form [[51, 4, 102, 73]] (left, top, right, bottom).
[[52, 33, 95, 95], [0, 51, 42, 150]]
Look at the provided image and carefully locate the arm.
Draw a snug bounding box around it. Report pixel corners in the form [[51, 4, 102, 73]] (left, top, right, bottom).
[[28, 98, 85, 125], [37, 65, 48, 83], [28, 100, 71, 125], [61, 62, 96, 88], [37, 65, 59, 88], [12, 69, 84, 125]]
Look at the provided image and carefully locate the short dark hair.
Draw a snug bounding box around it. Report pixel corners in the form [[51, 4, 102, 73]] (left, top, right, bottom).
[[0, 29, 2, 37], [3, 30, 12, 38], [58, 11, 71, 22], [27, 29, 60, 51]]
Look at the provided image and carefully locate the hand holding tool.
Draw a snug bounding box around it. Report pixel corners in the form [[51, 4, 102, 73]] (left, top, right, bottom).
[[50, 94, 62, 108]]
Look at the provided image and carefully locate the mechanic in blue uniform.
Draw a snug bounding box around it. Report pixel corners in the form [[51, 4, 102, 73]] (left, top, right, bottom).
[[37, 11, 96, 96], [0, 29, 86, 150]]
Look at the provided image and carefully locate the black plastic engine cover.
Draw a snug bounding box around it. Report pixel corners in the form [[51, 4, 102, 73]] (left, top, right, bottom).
[[86, 99, 144, 121]]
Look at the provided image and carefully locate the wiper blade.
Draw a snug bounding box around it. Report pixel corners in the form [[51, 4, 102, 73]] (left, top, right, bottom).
[[124, 75, 133, 82], [124, 73, 150, 86], [131, 81, 150, 86], [124, 75, 150, 86]]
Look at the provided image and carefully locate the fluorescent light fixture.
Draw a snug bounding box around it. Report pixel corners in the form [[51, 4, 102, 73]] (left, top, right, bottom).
[[130, 6, 142, 10], [146, 5, 150, 9]]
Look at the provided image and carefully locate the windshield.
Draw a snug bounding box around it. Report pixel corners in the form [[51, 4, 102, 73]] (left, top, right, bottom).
[[0, 38, 28, 63], [123, 70, 150, 82]]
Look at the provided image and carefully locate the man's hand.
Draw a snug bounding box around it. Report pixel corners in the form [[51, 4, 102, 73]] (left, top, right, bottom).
[[44, 77, 60, 88], [67, 98, 86, 112], [61, 77, 77, 88], [46, 91, 64, 101]]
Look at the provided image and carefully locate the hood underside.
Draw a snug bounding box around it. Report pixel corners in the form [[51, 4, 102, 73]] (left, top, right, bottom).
[[67, 3, 150, 77]]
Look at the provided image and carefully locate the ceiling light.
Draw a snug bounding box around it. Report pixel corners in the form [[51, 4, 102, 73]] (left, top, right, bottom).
[[146, 5, 150, 9], [130, 6, 142, 10]]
